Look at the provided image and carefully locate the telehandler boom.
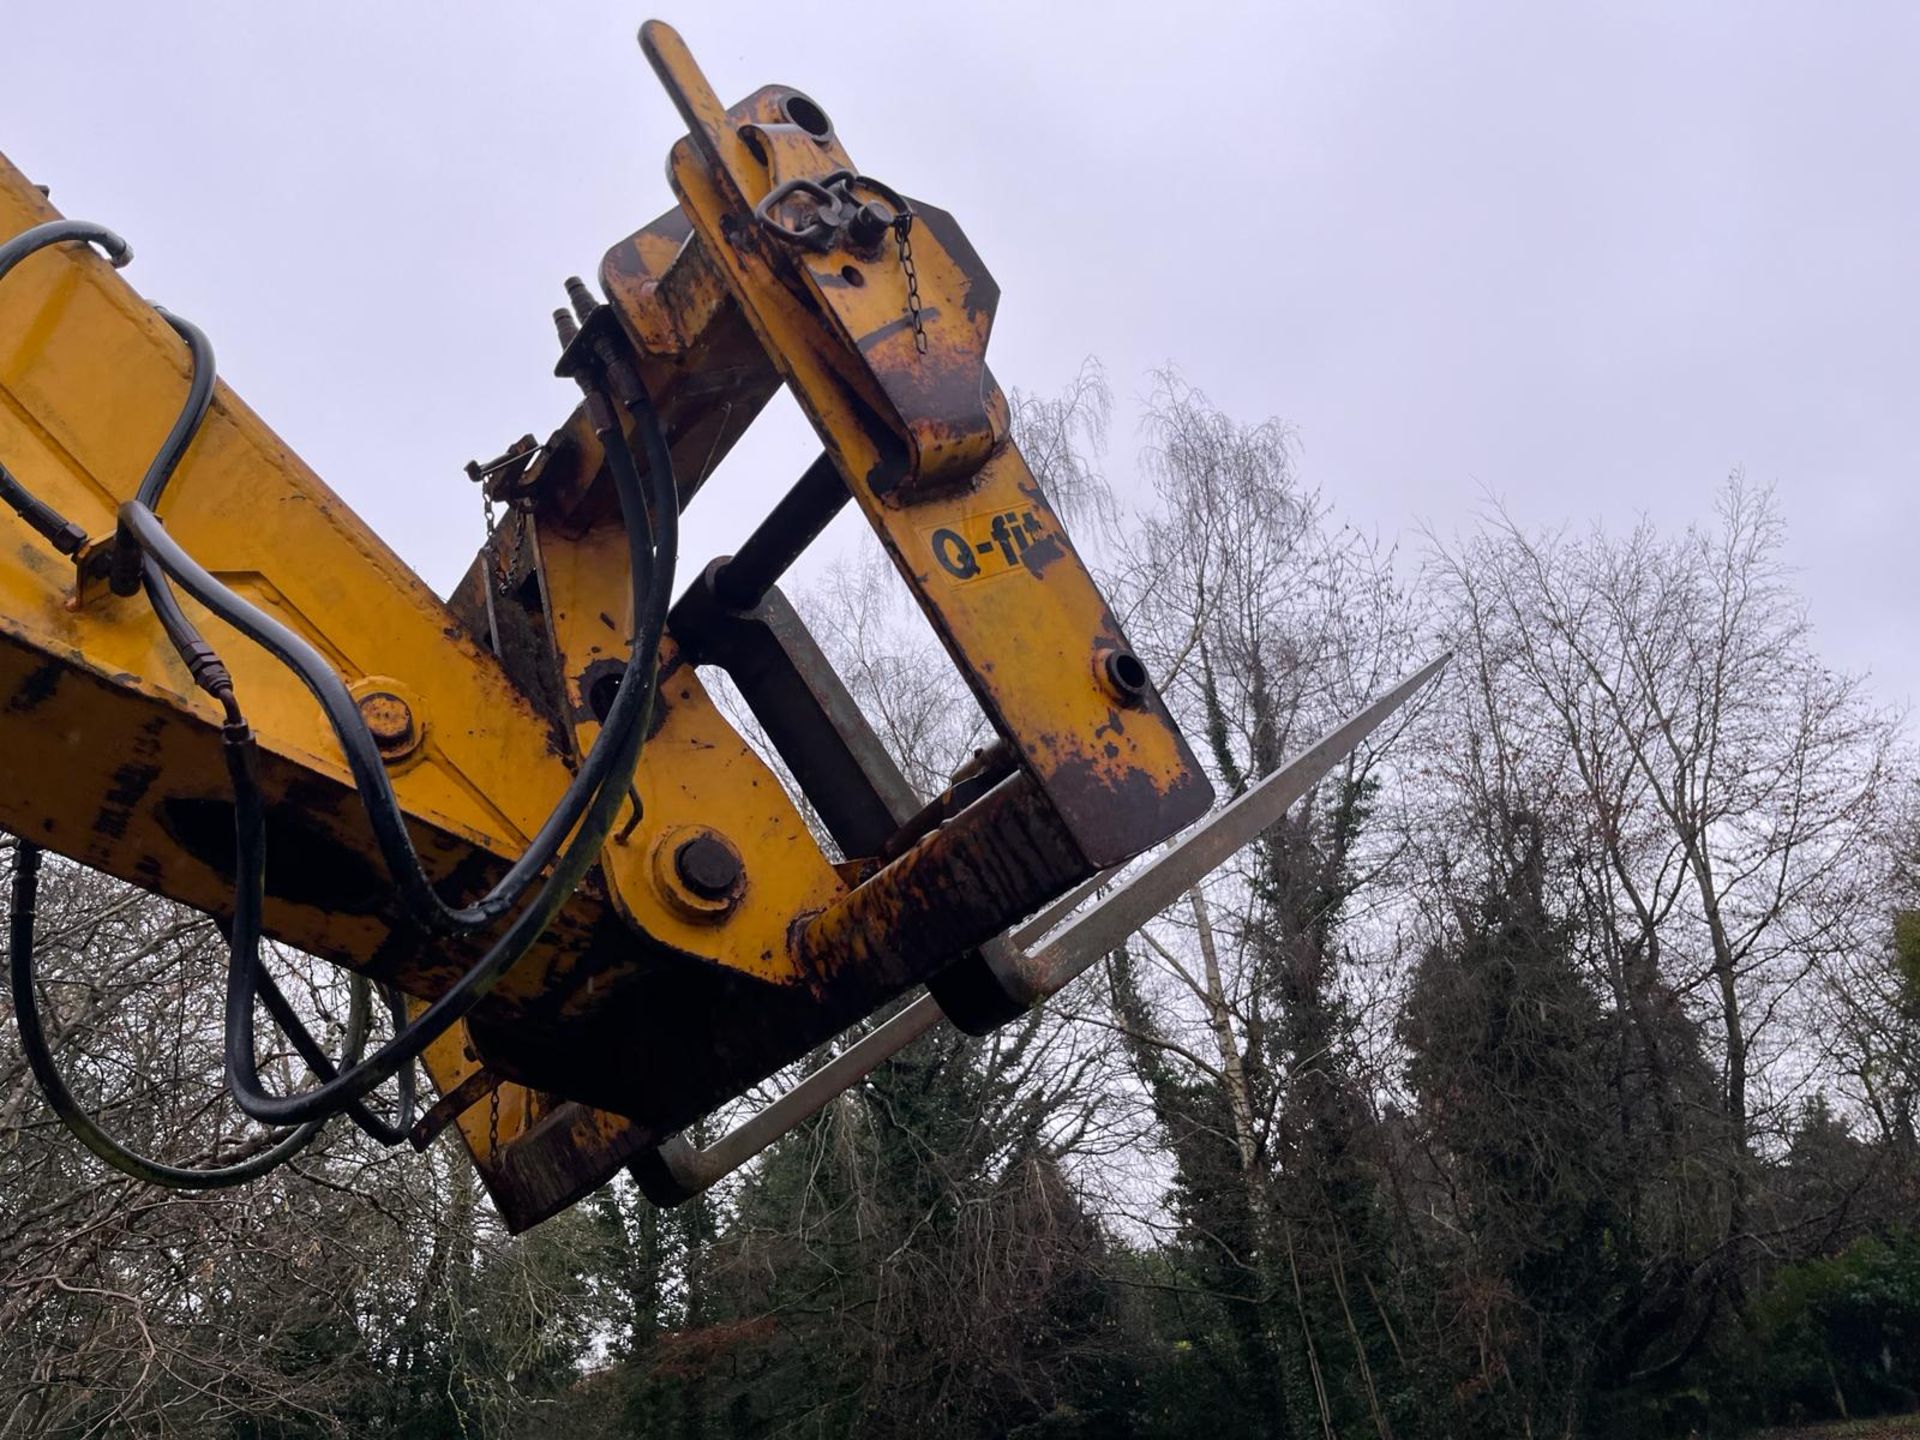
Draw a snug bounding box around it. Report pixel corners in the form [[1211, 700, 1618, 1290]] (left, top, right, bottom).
[[0, 23, 1440, 1229]]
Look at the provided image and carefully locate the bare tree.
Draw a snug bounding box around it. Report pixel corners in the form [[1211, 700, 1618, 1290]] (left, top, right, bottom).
[[1082, 372, 1422, 1438], [1417, 477, 1902, 1367], [0, 837, 600, 1437]]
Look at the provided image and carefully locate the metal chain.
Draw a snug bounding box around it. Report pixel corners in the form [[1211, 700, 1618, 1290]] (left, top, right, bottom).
[[476, 457, 532, 598], [894, 213, 928, 355], [487, 1087, 500, 1159], [481, 487, 509, 598]]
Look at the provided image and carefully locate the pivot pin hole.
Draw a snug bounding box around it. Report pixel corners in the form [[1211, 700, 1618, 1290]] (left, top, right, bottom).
[[782, 93, 833, 142]]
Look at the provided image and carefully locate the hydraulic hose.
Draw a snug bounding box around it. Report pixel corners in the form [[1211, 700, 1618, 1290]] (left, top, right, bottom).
[[0, 219, 131, 282], [0, 225, 639, 944], [99, 310, 415, 1144], [212, 379, 677, 1124], [9, 839, 364, 1188], [134, 312, 215, 509], [251, 952, 417, 1146], [125, 489, 646, 937], [121, 318, 629, 941], [1, 217, 671, 1146], [0, 223, 132, 554], [1, 229, 419, 1163]]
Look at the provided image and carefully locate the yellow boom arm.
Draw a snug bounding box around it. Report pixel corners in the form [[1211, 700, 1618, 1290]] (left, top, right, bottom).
[[0, 24, 1210, 1228]]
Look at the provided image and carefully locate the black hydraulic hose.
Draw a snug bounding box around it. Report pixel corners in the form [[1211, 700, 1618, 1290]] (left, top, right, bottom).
[[0, 219, 131, 282], [2, 215, 669, 1141], [111, 312, 590, 936], [0, 235, 203, 567], [1, 225, 420, 1151], [252, 955, 417, 1146], [9, 839, 366, 1189], [369, 983, 418, 1141], [119, 476, 652, 937], [105, 314, 411, 1141], [0, 224, 132, 555], [127, 301, 657, 941], [214, 381, 677, 1125], [616, 383, 680, 593], [0, 225, 379, 1173], [0, 461, 87, 555], [134, 312, 216, 509], [1, 223, 643, 942], [97, 286, 605, 1137]]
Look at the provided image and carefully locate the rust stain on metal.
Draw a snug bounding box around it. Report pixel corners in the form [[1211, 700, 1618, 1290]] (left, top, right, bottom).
[[6, 660, 61, 713], [0, 34, 1229, 1231]]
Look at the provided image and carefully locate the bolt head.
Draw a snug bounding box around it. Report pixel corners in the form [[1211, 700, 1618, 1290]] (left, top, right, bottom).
[[674, 834, 742, 900], [357, 691, 416, 752]]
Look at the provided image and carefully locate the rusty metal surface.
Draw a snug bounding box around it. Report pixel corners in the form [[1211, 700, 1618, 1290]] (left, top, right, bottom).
[[796, 772, 1083, 996], [0, 162, 657, 1227], [640, 658, 1451, 1203], [0, 22, 1234, 1230], [634, 24, 1214, 868]]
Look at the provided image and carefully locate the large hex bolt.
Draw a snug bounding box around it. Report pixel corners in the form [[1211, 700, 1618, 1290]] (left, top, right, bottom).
[[653, 827, 745, 921], [357, 691, 417, 759], [675, 834, 743, 900]]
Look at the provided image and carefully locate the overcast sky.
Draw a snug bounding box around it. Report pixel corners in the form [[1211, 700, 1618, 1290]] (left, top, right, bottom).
[[6, 3, 1916, 706]]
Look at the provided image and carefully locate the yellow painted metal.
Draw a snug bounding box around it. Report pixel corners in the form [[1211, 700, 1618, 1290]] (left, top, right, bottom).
[[532, 492, 845, 987], [0, 158, 564, 913], [0, 22, 1216, 1229], [0, 157, 648, 1224], [0, 150, 855, 1219], [635, 24, 1210, 868]]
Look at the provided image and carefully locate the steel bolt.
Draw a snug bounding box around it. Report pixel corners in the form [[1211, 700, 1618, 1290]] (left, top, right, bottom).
[[674, 834, 742, 901], [358, 691, 416, 754], [564, 275, 600, 324], [553, 307, 580, 348]]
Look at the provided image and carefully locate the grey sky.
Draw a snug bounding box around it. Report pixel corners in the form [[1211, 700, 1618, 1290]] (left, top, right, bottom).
[[6, 3, 1915, 703]]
